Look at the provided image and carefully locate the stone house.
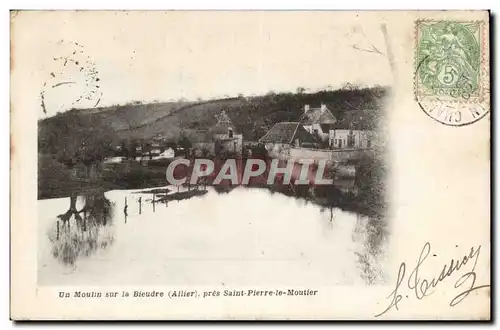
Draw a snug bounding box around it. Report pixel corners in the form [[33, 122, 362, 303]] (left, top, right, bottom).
[[301, 104, 337, 143], [329, 110, 375, 149], [191, 110, 243, 156], [258, 122, 318, 157]]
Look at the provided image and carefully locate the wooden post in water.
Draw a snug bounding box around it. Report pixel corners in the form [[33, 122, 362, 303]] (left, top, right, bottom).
[[153, 193, 156, 212], [139, 197, 142, 214], [124, 197, 128, 224], [56, 220, 60, 240]]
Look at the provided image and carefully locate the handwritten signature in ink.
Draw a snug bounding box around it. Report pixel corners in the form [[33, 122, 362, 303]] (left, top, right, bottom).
[[375, 242, 490, 317]]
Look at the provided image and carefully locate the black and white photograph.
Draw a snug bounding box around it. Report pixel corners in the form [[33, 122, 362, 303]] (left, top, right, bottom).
[[10, 10, 490, 320], [35, 12, 390, 287]]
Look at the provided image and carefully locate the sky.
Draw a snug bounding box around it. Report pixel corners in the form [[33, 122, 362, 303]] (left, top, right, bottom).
[[11, 11, 394, 118]]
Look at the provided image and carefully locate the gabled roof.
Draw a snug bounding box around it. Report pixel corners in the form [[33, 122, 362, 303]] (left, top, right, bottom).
[[301, 105, 336, 125], [259, 122, 317, 144]]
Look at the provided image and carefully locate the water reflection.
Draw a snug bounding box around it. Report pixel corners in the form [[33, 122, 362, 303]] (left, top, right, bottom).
[[42, 182, 387, 285], [352, 214, 387, 284], [48, 192, 115, 266], [264, 182, 387, 284]]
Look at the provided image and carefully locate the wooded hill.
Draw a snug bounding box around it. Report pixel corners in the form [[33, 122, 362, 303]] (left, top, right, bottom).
[[38, 86, 389, 156]]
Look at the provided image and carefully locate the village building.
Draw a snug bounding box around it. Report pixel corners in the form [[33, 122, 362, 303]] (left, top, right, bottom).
[[190, 133, 216, 156], [158, 147, 175, 159], [258, 122, 318, 156], [211, 121, 243, 156], [329, 110, 374, 149], [301, 104, 337, 143], [191, 110, 243, 157], [150, 142, 162, 155], [152, 133, 168, 142], [152, 147, 176, 160]]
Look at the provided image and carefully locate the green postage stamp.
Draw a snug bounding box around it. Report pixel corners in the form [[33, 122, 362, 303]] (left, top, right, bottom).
[[415, 20, 489, 126]]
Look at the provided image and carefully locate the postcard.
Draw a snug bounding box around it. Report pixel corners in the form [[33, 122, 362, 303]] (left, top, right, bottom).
[[10, 10, 490, 320]]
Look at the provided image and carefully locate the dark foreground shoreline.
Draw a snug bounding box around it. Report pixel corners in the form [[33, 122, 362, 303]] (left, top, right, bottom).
[[38, 153, 386, 219]]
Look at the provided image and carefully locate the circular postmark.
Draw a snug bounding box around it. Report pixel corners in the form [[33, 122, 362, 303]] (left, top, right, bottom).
[[40, 40, 102, 116], [417, 100, 489, 127], [414, 20, 489, 126]]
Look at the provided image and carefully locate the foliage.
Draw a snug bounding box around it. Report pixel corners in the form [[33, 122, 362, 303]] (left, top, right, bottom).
[[39, 87, 389, 147], [38, 110, 115, 168], [177, 134, 192, 154]]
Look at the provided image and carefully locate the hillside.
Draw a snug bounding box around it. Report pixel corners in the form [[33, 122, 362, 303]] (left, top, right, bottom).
[[38, 86, 389, 153]]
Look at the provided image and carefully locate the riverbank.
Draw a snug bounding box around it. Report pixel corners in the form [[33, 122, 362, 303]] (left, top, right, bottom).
[[38, 154, 168, 200], [38, 152, 386, 218]]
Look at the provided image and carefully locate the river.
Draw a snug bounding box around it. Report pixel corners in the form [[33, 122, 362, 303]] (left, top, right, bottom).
[[38, 186, 388, 286]]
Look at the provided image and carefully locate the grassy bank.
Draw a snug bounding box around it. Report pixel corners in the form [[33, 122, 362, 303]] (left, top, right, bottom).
[[38, 154, 169, 200]]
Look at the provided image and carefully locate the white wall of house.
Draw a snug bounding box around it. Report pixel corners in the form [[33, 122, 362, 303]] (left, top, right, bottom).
[[290, 147, 373, 163], [104, 156, 125, 164], [329, 129, 372, 149], [234, 134, 243, 154], [289, 147, 335, 163], [156, 147, 175, 159], [265, 143, 291, 158], [215, 134, 243, 155]]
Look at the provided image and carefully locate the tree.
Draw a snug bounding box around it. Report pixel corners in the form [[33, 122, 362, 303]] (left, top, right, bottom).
[[142, 142, 152, 160], [178, 135, 192, 157], [119, 140, 129, 158], [41, 111, 115, 181]]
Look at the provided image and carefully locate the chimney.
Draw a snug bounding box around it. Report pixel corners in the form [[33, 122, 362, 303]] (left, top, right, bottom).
[[304, 104, 310, 113], [320, 103, 326, 113]]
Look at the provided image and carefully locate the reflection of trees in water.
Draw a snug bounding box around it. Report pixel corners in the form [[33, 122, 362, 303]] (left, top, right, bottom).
[[319, 206, 336, 224], [352, 214, 388, 285], [212, 185, 237, 194], [210, 181, 388, 285], [48, 192, 115, 266]]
